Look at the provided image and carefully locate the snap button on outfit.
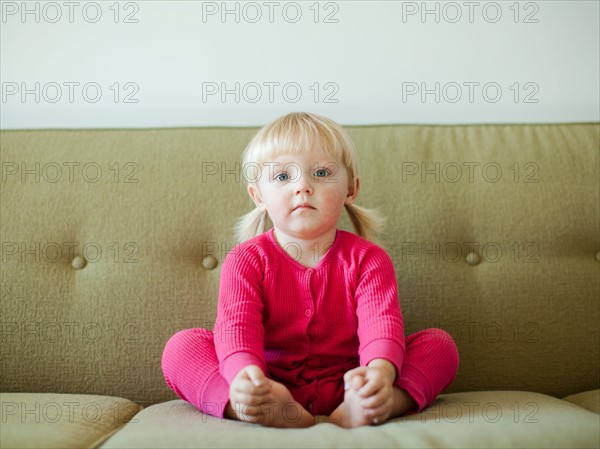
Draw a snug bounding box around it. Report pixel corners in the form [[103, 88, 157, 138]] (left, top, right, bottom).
[[202, 256, 218, 270], [305, 309, 312, 316], [71, 256, 86, 270], [465, 252, 481, 266]]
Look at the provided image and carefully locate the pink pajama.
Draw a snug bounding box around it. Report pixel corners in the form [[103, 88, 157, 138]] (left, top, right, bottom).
[[162, 229, 458, 419], [162, 326, 458, 418]]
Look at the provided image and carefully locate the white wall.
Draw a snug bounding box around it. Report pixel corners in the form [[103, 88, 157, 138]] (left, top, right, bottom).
[[1, 0, 598, 128]]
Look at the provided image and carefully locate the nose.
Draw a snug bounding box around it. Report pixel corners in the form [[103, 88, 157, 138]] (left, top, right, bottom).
[[294, 173, 313, 195]]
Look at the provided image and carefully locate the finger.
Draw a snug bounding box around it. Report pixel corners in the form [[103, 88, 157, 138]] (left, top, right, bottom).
[[233, 391, 275, 405], [357, 376, 384, 398], [232, 377, 272, 396], [240, 367, 273, 395], [358, 370, 387, 397], [343, 367, 368, 385], [245, 365, 269, 387], [348, 374, 367, 392], [365, 403, 392, 424], [232, 402, 265, 418], [360, 390, 390, 409], [344, 368, 369, 391]]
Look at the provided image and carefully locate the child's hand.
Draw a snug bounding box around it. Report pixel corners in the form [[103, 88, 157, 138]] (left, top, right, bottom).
[[228, 364, 273, 419], [344, 360, 396, 424]]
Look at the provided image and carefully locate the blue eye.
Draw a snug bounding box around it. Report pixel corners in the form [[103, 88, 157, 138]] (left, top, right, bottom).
[[275, 173, 289, 182], [315, 169, 329, 178]]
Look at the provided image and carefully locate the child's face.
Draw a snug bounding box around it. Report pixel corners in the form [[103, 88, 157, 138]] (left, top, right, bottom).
[[247, 149, 359, 241]]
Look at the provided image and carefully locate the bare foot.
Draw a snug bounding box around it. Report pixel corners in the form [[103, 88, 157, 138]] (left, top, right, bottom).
[[226, 381, 314, 428], [327, 375, 371, 428]]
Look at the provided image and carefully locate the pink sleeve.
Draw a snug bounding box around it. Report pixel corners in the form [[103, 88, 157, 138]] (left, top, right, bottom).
[[213, 245, 267, 384], [355, 246, 405, 380]]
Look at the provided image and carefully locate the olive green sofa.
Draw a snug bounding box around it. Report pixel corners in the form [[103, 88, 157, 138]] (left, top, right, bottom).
[[1, 123, 599, 448]]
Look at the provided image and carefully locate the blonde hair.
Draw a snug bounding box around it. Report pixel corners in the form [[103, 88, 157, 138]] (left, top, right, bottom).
[[234, 112, 386, 244]]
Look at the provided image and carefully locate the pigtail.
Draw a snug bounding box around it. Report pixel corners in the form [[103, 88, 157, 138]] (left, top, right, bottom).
[[345, 203, 387, 248], [233, 207, 269, 244]]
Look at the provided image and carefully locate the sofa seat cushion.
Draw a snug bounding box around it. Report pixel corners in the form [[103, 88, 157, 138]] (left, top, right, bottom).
[[0, 392, 142, 449], [100, 391, 600, 449], [563, 389, 600, 414]]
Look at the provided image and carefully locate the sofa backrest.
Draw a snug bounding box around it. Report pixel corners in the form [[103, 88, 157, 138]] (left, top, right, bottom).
[[1, 124, 598, 407]]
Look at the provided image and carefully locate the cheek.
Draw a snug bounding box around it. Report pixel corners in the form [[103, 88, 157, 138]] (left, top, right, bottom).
[[266, 192, 289, 213], [325, 183, 349, 202], [322, 190, 348, 214]]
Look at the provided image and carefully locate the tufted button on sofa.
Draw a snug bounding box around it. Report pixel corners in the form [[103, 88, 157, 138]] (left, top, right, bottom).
[[71, 255, 87, 270], [202, 255, 219, 270], [1, 124, 598, 448]]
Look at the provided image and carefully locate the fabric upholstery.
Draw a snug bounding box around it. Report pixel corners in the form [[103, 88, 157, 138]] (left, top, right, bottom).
[[563, 389, 600, 414], [0, 393, 141, 449], [99, 391, 600, 448], [1, 124, 598, 410]]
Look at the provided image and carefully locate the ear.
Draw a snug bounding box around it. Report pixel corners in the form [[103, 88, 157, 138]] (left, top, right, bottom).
[[247, 184, 267, 211], [345, 176, 360, 206]]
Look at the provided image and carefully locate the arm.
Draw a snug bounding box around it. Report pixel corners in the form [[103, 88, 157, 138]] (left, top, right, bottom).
[[213, 245, 267, 384], [355, 246, 405, 377]]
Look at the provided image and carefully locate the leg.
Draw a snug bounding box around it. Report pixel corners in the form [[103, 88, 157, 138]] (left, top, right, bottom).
[[329, 328, 458, 427], [163, 328, 314, 427], [393, 328, 459, 416], [161, 328, 230, 418]]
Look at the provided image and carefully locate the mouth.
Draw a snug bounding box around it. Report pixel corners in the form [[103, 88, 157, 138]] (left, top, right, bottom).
[[293, 204, 316, 211]]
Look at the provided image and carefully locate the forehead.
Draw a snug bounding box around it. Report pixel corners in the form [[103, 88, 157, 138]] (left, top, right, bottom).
[[256, 131, 341, 157], [261, 150, 342, 166]]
